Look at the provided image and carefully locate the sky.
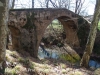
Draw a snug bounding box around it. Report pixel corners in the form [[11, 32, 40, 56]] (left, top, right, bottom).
[[83, 0, 96, 15], [14, 0, 96, 15]]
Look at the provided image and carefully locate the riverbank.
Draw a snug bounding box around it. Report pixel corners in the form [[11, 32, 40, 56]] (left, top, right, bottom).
[[5, 49, 100, 75]]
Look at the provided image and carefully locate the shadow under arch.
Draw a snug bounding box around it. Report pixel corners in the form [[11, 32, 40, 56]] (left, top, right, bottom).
[[38, 16, 81, 61], [38, 16, 80, 50]]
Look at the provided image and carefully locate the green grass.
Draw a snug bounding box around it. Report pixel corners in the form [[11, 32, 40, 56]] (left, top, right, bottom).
[[48, 24, 62, 29], [98, 21, 100, 30], [49, 20, 100, 31], [52, 19, 59, 24], [48, 19, 100, 31], [47, 19, 62, 29]]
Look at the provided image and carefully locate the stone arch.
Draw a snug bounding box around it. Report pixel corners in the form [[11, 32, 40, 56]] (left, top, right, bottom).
[[8, 9, 90, 58], [37, 15, 80, 52]]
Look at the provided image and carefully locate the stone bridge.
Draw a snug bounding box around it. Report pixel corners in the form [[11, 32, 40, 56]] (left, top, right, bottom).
[[8, 8, 90, 58]]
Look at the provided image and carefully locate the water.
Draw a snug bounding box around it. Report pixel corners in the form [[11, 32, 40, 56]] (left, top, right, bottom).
[[38, 47, 100, 68], [38, 47, 59, 59], [89, 60, 100, 68]]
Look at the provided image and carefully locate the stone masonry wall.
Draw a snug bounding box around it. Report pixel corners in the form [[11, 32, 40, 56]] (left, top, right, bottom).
[[8, 8, 89, 57]]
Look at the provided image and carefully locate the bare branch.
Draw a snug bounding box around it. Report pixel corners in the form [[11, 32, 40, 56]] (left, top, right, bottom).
[[11, 0, 15, 9]]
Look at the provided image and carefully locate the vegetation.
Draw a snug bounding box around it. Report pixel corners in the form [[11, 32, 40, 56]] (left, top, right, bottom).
[[0, 0, 9, 74], [98, 21, 100, 30], [47, 19, 63, 29], [5, 50, 94, 75], [59, 53, 81, 63], [43, 19, 65, 48], [80, 0, 100, 68], [0, 0, 100, 75]]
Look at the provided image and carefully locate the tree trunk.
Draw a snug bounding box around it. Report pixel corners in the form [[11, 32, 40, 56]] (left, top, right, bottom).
[[32, 0, 34, 8], [11, 0, 15, 9], [46, 0, 49, 8], [80, 0, 100, 68], [0, 0, 9, 74]]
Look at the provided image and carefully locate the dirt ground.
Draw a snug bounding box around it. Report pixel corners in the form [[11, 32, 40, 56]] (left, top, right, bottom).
[[5, 49, 97, 75]]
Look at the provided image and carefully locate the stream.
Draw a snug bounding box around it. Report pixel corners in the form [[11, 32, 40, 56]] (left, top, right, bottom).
[[38, 46, 100, 69], [38, 47, 59, 59]]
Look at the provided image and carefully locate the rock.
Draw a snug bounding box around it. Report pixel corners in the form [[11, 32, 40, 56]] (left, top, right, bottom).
[[94, 68, 100, 75]]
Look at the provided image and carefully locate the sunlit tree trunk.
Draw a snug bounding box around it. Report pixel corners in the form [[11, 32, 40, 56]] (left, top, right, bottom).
[[80, 0, 100, 68], [0, 0, 9, 74]]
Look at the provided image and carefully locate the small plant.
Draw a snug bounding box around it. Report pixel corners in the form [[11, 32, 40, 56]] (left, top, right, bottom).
[[18, 58, 34, 70], [43, 69, 50, 74], [60, 64, 66, 69], [98, 21, 100, 30], [14, 66, 20, 71], [5, 68, 18, 75], [11, 69, 18, 75], [29, 62, 34, 69], [44, 65, 49, 69], [18, 58, 30, 65], [6, 56, 10, 61], [62, 69, 67, 74], [10, 51, 18, 58]]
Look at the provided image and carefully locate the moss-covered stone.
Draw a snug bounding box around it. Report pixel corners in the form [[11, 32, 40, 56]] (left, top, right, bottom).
[[20, 12, 38, 57], [59, 53, 81, 63], [22, 12, 36, 30]]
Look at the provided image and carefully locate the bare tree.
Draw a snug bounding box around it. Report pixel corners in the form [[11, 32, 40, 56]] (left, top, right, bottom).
[[45, 0, 49, 8], [37, 0, 46, 8], [0, 0, 9, 74], [11, 0, 15, 9], [75, 0, 85, 14], [49, 0, 72, 8], [49, 0, 58, 8], [37, 0, 72, 8], [9, 0, 15, 9], [32, 0, 34, 8], [13, 0, 32, 8], [80, 0, 100, 68], [37, 0, 87, 15]]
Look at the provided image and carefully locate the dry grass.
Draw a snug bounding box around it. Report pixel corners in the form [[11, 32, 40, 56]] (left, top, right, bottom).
[[5, 49, 94, 75]]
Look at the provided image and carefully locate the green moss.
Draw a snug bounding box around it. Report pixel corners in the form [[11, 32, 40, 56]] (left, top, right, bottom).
[[59, 53, 80, 63], [18, 58, 34, 69], [22, 12, 36, 30], [98, 21, 100, 30], [21, 12, 38, 52], [18, 58, 30, 65]]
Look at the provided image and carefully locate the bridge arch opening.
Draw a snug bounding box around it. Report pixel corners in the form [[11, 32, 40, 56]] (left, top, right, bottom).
[[38, 16, 80, 59], [39, 16, 79, 47], [42, 19, 65, 47]]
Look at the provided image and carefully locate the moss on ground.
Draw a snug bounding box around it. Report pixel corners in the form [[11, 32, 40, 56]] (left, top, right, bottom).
[[59, 53, 81, 63]]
